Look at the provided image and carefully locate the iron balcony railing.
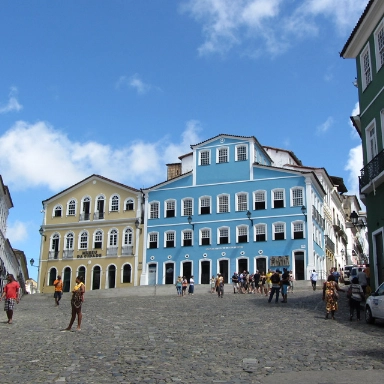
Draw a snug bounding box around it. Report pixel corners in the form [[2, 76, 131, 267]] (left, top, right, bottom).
[[359, 149, 384, 189], [122, 246, 134, 256], [325, 235, 335, 253], [93, 212, 105, 220], [63, 250, 74, 259], [79, 213, 91, 221], [48, 251, 59, 260], [107, 247, 118, 256]]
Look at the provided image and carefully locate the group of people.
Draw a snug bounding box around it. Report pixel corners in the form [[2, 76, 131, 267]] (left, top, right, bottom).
[[175, 276, 194, 296], [322, 266, 368, 321]]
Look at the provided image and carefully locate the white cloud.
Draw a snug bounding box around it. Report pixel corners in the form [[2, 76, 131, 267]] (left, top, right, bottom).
[[7, 220, 28, 243], [345, 144, 363, 198], [0, 120, 203, 192], [180, 0, 367, 56], [316, 116, 334, 135], [115, 74, 153, 95], [0, 87, 23, 114]]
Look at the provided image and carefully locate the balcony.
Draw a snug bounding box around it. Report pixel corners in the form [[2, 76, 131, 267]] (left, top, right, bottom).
[[48, 251, 59, 260], [122, 246, 134, 256], [107, 247, 118, 256], [79, 213, 91, 221], [325, 235, 335, 254], [359, 149, 384, 192], [93, 212, 105, 220], [63, 250, 74, 259]]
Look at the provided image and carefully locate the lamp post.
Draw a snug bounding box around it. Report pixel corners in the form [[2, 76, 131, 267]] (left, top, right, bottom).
[[39, 226, 46, 241], [187, 215, 194, 230], [135, 218, 142, 233], [246, 210, 253, 226], [301, 205, 307, 222], [350, 211, 366, 229]]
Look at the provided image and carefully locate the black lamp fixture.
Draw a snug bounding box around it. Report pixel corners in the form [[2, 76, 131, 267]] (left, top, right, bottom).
[[246, 210, 253, 226], [187, 215, 194, 230], [135, 219, 142, 233], [30, 258, 39, 269], [350, 211, 366, 229], [39, 226, 46, 241], [301, 206, 307, 222]]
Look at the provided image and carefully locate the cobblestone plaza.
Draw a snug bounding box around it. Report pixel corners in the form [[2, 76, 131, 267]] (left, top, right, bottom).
[[1, 285, 384, 384]]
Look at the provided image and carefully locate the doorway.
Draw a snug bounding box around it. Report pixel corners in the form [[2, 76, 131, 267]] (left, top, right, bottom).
[[294, 252, 305, 280], [78, 266, 86, 285], [165, 263, 174, 284], [219, 260, 229, 283], [238, 258, 248, 274], [182, 261, 192, 281], [148, 263, 157, 285], [256, 258, 267, 274], [374, 231, 384, 287], [108, 265, 116, 288], [63, 267, 71, 292], [92, 266, 101, 290], [200, 260, 210, 284]]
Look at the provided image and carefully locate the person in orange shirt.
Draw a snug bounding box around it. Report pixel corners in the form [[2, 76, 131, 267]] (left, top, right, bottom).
[[0, 274, 20, 324], [53, 275, 63, 306]]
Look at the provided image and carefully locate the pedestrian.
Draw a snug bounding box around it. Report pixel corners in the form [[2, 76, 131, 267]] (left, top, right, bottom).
[[0, 274, 20, 324], [188, 275, 194, 295], [364, 263, 371, 289], [322, 274, 342, 320], [254, 270, 260, 294], [176, 276, 182, 296], [182, 276, 188, 296], [347, 277, 365, 321], [280, 268, 290, 303], [310, 269, 318, 291], [288, 270, 294, 293], [266, 269, 273, 294], [210, 276, 216, 294], [260, 271, 268, 296], [53, 275, 63, 306], [231, 272, 238, 294], [216, 273, 224, 298], [357, 268, 368, 295], [268, 271, 281, 303], [63, 275, 85, 331], [332, 268, 340, 284]]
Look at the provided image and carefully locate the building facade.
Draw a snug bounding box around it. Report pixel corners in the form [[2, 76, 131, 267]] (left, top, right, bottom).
[[141, 134, 327, 285], [341, 0, 384, 288], [39, 175, 144, 293]]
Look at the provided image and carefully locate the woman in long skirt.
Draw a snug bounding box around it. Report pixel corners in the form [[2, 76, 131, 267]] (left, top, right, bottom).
[[322, 274, 342, 320]]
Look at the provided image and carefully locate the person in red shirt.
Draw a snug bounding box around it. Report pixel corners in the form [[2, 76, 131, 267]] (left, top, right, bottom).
[[0, 274, 21, 324]]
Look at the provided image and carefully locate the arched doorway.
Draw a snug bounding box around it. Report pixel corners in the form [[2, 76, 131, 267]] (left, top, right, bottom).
[[256, 257, 267, 274], [238, 258, 248, 274], [200, 260, 210, 284], [219, 259, 229, 283], [294, 251, 305, 280], [182, 261, 192, 281], [63, 267, 71, 292], [78, 266, 86, 285], [108, 265, 116, 288], [49, 268, 57, 286], [148, 263, 157, 286], [165, 263, 174, 284], [92, 266, 101, 290]]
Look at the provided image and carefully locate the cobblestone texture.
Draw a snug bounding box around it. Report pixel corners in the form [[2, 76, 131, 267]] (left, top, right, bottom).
[[1, 285, 383, 383]]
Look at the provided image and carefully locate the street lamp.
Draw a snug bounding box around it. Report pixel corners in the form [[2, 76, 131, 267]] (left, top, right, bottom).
[[135, 219, 142, 233], [350, 211, 366, 229], [187, 215, 194, 230], [301, 206, 307, 222], [29, 258, 39, 270], [246, 210, 253, 226], [39, 226, 46, 241]]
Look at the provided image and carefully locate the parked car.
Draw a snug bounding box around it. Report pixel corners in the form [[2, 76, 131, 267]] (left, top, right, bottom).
[[365, 282, 384, 324], [343, 265, 357, 285]]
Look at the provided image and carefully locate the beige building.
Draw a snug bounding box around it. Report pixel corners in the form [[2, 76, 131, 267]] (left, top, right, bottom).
[[38, 175, 143, 293]]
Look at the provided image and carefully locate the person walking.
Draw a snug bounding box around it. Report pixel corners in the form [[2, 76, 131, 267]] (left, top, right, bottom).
[[231, 272, 238, 294], [357, 268, 368, 295], [268, 271, 281, 303], [176, 276, 182, 296], [63, 275, 85, 331], [310, 270, 318, 291], [280, 268, 290, 303], [188, 275, 194, 295], [322, 274, 342, 320], [53, 275, 63, 306], [0, 274, 20, 324], [347, 277, 365, 321], [217, 273, 224, 298], [182, 276, 188, 297], [288, 270, 294, 293]]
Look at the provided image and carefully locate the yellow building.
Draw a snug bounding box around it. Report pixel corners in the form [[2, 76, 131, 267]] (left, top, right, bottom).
[[38, 175, 143, 293]]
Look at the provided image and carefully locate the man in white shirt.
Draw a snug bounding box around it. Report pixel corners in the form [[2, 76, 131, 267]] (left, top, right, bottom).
[[357, 268, 368, 295], [310, 270, 318, 291]]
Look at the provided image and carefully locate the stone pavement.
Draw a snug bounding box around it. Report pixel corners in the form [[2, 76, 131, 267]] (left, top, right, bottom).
[[1, 283, 384, 384]]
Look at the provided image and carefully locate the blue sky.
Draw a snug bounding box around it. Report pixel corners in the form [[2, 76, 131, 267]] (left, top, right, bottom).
[[0, 0, 367, 281]]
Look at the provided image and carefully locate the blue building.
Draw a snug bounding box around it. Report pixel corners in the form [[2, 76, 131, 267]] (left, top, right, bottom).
[[140, 134, 326, 285]]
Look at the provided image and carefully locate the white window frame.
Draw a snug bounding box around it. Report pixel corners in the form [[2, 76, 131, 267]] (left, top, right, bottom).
[[67, 199, 77, 216], [236, 192, 248, 212], [199, 196, 211, 215], [254, 190, 266, 210], [124, 198, 134, 211], [366, 119, 378, 162], [79, 230, 89, 250], [164, 230, 176, 248], [148, 232, 159, 249], [217, 226, 230, 245], [149, 201, 160, 219], [217, 194, 230, 213], [360, 43, 372, 91], [199, 149, 210, 166], [255, 223, 267, 242], [272, 222, 286, 240], [235, 144, 247, 161], [165, 199, 176, 218], [182, 198, 193, 216], [108, 228, 118, 247], [123, 227, 133, 246], [290, 187, 304, 207], [94, 229, 104, 249], [65, 232, 74, 250], [374, 18, 384, 72], [236, 225, 248, 243], [216, 146, 229, 163], [292, 221, 305, 239], [53, 204, 63, 217], [182, 230, 193, 246], [200, 228, 211, 245], [110, 194, 120, 212], [271, 189, 285, 209]]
